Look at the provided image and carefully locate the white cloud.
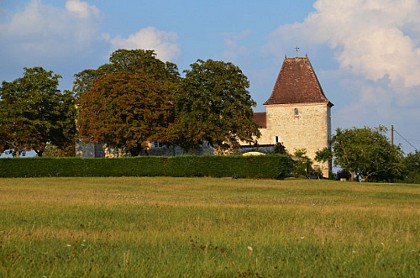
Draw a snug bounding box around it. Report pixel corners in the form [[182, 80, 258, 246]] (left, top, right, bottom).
[[65, 0, 99, 19], [109, 27, 180, 62], [0, 0, 101, 60], [266, 0, 420, 111], [268, 0, 420, 93], [264, 0, 420, 151]]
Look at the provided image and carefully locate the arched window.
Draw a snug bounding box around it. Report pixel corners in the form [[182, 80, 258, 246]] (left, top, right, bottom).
[[294, 108, 299, 116]]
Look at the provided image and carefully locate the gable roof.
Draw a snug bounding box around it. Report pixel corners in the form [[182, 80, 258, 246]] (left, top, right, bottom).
[[264, 56, 333, 107]]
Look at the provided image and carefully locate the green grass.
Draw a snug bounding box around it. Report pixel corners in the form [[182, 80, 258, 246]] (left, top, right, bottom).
[[0, 177, 419, 277]]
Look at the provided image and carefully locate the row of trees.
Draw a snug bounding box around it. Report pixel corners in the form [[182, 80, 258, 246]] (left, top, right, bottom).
[[75, 49, 259, 155], [0, 49, 418, 183], [0, 49, 259, 157]]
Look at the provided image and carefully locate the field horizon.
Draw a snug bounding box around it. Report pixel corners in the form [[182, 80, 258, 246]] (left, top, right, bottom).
[[0, 177, 419, 277]]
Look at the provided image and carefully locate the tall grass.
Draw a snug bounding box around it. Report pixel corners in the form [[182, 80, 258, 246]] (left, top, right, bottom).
[[0, 177, 419, 277]]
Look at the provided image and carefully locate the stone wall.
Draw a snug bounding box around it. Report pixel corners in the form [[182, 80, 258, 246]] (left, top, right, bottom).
[[75, 141, 104, 158], [76, 141, 215, 158], [262, 102, 331, 177]]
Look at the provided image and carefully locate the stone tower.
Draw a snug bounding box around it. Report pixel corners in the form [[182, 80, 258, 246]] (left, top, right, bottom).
[[255, 55, 333, 177]]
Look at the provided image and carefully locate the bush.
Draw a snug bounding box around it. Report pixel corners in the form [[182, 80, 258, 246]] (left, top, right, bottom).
[[292, 149, 313, 178], [0, 155, 293, 179], [336, 169, 352, 181]]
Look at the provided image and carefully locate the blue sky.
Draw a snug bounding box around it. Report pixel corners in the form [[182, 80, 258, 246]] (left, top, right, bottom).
[[1, 0, 420, 153]]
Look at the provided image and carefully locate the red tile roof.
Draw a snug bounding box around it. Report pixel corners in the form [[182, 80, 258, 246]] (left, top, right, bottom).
[[264, 56, 333, 107], [253, 112, 266, 128]]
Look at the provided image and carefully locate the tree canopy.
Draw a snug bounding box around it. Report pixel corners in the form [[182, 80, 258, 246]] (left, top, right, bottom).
[[73, 49, 179, 99], [76, 54, 259, 156], [324, 126, 404, 181], [403, 151, 420, 183], [78, 72, 176, 156], [0, 67, 76, 157], [169, 59, 260, 153], [76, 50, 180, 156]]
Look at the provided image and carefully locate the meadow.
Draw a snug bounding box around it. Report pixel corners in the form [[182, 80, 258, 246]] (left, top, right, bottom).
[[0, 177, 419, 277]]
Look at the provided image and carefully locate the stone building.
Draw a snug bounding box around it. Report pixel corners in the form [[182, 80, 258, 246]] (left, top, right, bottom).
[[246, 55, 333, 177], [76, 55, 333, 177]]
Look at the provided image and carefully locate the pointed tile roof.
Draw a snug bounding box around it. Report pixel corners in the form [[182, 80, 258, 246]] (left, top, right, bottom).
[[264, 56, 333, 107]]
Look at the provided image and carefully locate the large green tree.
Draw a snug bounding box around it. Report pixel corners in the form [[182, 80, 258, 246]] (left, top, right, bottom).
[[75, 50, 180, 156], [326, 126, 404, 181], [169, 59, 259, 153], [0, 67, 76, 157], [78, 72, 176, 156], [73, 49, 179, 99]]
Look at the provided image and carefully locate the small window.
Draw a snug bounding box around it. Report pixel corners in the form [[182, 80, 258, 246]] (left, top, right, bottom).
[[275, 136, 279, 143], [152, 141, 162, 148], [294, 108, 299, 116]]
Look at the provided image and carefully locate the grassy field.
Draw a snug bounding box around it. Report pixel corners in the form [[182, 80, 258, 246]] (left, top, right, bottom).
[[0, 177, 419, 277]]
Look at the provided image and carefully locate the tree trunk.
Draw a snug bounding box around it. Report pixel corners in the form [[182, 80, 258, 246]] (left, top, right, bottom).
[[350, 171, 355, 182]]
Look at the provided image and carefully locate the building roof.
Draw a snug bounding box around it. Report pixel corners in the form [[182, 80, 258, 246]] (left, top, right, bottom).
[[264, 56, 333, 107], [253, 112, 266, 128]]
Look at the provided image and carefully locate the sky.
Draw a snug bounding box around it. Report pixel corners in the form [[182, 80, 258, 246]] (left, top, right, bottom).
[[1, 0, 419, 153]]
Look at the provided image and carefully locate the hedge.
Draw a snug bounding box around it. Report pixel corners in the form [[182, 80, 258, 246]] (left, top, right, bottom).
[[0, 155, 292, 179]]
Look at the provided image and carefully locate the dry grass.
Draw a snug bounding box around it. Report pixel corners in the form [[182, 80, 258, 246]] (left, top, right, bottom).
[[0, 177, 419, 277]]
